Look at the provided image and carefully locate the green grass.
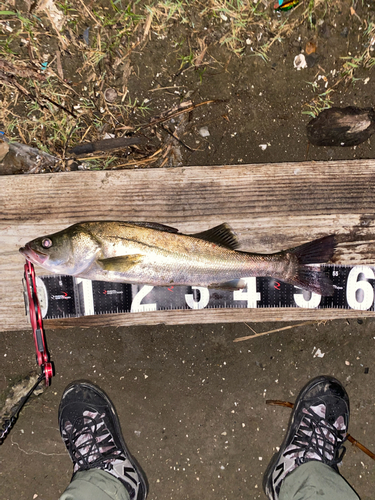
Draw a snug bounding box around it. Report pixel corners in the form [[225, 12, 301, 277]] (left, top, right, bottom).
[[0, 0, 374, 167]]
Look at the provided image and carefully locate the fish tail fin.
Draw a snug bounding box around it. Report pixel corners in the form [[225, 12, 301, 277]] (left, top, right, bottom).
[[290, 234, 336, 264], [291, 266, 334, 296], [288, 235, 336, 296]]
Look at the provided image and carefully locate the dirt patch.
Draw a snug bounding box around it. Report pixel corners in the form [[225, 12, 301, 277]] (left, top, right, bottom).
[[1, 1, 375, 170], [1, 321, 375, 500], [1, 1, 375, 499]]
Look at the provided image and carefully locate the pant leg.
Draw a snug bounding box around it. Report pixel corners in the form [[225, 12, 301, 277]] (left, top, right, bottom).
[[59, 469, 130, 500], [279, 461, 360, 500]]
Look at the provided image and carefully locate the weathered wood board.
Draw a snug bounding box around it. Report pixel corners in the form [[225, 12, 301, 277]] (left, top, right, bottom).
[[2, 160, 375, 332]]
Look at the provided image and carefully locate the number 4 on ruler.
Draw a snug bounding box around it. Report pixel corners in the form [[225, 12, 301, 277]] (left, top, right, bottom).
[[233, 278, 260, 308]]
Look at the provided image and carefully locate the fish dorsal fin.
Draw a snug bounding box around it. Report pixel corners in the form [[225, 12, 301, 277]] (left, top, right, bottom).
[[191, 223, 240, 250], [124, 221, 179, 233], [98, 254, 143, 272]]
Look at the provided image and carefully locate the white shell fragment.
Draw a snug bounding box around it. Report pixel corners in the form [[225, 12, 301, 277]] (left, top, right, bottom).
[[199, 126, 210, 137], [294, 54, 307, 70], [104, 88, 118, 103], [312, 347, 325, 358]]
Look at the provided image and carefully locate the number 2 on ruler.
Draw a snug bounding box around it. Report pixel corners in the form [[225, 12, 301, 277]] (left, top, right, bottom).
[[130, 285, 157, 312]]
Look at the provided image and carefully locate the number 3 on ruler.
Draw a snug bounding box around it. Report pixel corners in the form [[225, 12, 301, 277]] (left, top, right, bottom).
[[346, 266, 375, 310], [185, 287, 210, 309]]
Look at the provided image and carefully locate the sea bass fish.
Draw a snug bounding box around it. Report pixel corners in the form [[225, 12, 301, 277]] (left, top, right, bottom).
[[19, 221, 336, 295]]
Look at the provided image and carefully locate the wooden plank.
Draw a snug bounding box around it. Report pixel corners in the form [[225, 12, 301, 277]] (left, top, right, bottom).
[[2, 160, 375, 332]]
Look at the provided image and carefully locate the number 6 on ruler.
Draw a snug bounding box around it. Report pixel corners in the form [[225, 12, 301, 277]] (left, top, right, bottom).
[[346, 266, 375, 310]]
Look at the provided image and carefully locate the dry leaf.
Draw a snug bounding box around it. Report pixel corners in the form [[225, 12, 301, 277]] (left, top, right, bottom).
[[142, 12, 153, 41], [305, 41, 316, 55], [55, 50, 63, 79], [194, 38, 208, 68], [36, 0, 65, 31], [121, 60, 132, 87], [350, 6, 362, 21]]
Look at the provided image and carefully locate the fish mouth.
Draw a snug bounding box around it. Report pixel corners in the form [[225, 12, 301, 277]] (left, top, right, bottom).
[[19, 243, 49, 265]]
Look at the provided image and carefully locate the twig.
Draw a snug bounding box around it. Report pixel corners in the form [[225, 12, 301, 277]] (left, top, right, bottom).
[[234, 321, 319, 342], [347, 435, 375, 460], [38, 93, 77, 118], [266, 400, 375, 461], [0, 70, 75, 118], [0, 59, 46, 81], [111, 148, 162, 168], [55, 50, 64, 80], [77, 0, 100, 25], [161, 124, 196, 152], [266, 400, 294, 409], [139, 100, 221, 129], [142, 11, 153, 41], [149, 85, 184, 92], [44, 8, 68, 50]]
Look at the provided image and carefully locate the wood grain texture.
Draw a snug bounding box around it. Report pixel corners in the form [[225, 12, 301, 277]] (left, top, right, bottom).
[[2, 160, 375, 331]]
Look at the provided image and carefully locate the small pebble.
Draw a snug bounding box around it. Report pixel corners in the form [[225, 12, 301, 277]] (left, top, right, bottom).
[[199, 126, 210, 138]]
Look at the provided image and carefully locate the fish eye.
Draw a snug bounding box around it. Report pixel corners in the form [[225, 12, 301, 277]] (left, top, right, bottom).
[[42, 238, 52, 249]]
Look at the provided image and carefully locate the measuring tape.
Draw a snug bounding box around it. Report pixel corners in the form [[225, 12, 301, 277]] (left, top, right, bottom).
[[22, 265, 375, 320]]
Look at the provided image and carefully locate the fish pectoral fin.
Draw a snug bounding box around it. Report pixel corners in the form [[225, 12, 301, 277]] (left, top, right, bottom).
[[98, 254, 144, 272], [209, 279, 246, 290], [190, 223, 240, 250]]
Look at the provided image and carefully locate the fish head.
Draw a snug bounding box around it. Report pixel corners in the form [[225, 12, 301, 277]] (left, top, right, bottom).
[[19, 224, 100, 275]]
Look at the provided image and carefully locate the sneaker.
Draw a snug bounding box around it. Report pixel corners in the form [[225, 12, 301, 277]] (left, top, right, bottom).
[[58, 381, 148, 500], [263, 375, 349, 500]]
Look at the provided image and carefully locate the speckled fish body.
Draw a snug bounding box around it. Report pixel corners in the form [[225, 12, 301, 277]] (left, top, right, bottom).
[[19, 221, 336, 295]]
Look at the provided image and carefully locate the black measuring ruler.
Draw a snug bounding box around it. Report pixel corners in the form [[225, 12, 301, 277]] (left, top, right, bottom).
[[23, 264, 375, 320]]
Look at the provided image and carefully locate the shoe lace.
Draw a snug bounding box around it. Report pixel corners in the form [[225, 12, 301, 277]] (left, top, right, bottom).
[[65, 412, 124, 471], [285, 407, 347, 466]]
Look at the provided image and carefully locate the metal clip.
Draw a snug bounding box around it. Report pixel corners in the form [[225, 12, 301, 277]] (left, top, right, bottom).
[[23, 260, 54, 385]]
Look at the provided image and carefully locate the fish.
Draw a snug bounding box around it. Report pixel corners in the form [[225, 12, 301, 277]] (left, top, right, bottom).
[[19, 221, 336, 295]]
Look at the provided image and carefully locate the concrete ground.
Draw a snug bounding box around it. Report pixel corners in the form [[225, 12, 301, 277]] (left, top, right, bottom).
[[1, 3, 375, 499], [1, 318, 374, 499]]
